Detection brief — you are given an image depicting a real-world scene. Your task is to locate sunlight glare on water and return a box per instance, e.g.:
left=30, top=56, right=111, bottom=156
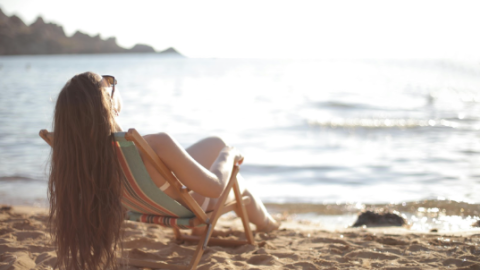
left=1, top=55, right=480, bottom=207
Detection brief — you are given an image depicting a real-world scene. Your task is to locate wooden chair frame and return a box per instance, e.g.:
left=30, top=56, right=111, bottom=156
left=39, top=128, right=255, bottom=270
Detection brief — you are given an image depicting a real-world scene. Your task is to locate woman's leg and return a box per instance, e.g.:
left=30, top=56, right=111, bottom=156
left=186, top=137, right=279, bottom=232
left=186, top=136, right=227, bottom=169
left=185, top=136, right=227, bottom=211
left=233, top=174, right=280, bottom=232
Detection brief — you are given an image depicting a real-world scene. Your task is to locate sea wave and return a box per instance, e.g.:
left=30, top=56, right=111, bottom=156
left=306, top=118, right=469, bottom=129
left=0, top=175, right=42, bottom=182
left=265, top=199, right=480, bottom=219
left=240, top=164, right=344, bottom=174
left=313, top=101, right=375, bottom=110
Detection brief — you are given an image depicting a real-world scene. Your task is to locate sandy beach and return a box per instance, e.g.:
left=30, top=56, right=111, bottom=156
left=1, top=205, right=480, bottom=270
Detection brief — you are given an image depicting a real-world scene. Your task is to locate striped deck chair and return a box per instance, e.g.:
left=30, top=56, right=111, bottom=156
left=39, top=128, right=255, bottom=270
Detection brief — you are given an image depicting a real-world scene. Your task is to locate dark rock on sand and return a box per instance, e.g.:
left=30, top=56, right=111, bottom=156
left=472, top=220, right=480, bottom=228
left=0, top=205, right=12, bottom=211
left=352, top=210, right=407, bottom=227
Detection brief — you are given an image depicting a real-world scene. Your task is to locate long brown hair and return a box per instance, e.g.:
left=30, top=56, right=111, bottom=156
left=49, top=72, right=124, bottom=270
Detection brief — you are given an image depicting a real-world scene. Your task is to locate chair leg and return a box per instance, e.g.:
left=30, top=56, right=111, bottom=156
left=188, top=166, right=240, bottom=269
left=173, top=227, right=182, bottom=240
left=233, top=180, right=255, bottom=244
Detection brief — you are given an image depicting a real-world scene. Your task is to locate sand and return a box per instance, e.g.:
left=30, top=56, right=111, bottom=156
left=1, top=206, right=480, bottom=270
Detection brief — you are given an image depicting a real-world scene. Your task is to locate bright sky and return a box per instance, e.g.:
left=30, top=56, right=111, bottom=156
left=1, top=0, right=480, bottom=59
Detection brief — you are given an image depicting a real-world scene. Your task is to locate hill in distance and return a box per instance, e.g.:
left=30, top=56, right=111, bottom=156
left=0, top=8, right=182, bottom=56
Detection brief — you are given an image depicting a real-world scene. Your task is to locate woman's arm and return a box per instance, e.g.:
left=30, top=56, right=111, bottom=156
left=143, top=132, right=241, bottom=198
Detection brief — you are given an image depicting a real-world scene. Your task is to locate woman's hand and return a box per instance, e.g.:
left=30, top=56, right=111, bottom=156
left=235, top=153, right=244, bottom=165
left=223, top=146, right=244, bottom=165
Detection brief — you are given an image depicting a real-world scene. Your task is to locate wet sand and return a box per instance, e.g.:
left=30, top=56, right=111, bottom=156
left=1, top=205, right=480, bottom=269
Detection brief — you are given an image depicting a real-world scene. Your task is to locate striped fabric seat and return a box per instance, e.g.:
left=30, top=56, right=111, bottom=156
left=126, top=212, right=198, bottom=229
left=114, top=132, right=197, bottom=229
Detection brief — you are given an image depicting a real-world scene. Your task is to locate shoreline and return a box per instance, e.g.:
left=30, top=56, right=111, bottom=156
left=268, top=200, right=480, bottom=234
left=1, top=205, right=480, bottom=269
left=2, top=198, right=479, bottom=233
left=5, top=204, right=480, bottom=234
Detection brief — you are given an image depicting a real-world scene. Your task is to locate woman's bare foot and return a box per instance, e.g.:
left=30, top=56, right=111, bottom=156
left=256, top=217, right=281, bottom=233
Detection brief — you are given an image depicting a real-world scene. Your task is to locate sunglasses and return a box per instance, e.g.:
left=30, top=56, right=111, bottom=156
left=102, top=75, right=117, bottom=99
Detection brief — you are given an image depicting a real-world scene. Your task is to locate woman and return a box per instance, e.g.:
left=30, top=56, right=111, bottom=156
left=49, top=72, right=279, bottom=270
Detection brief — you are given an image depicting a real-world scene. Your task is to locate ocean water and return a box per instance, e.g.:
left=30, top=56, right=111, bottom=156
left=1, top=54, right=480, bottom=226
